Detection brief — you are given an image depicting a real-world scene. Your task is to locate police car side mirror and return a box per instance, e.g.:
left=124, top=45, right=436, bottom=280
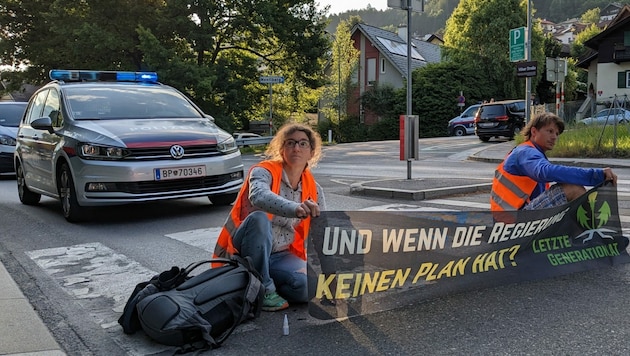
left=32, top=117, right=54, bottom=133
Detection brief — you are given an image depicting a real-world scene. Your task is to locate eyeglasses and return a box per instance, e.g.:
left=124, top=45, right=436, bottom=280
left=284, top=139, right=311, bottom=149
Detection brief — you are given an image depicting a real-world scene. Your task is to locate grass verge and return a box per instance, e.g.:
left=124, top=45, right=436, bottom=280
left=516, top=124, right=630, bottom=158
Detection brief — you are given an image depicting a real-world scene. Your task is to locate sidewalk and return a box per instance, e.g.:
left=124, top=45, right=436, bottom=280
left=1, top=139, right=628, bottom=355
left=0, top=262, right=65, bottom=355
left=350, top=140, right=630, bottom=200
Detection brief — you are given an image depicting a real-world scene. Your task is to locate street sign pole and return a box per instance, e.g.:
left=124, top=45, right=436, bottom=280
left=268, top=83, right=273, bottom=134
left=526, top=0, right=532, bottom=123
left=259, top=76, right=285, bottom=135
left=406, top=1, right=413, bottom=179
left=510, top=19, right=529, bottom=123
left=389, top=0, right=424, bottom=179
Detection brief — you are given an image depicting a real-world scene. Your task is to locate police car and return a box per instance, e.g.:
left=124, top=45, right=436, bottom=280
left=14, top=69, right=243, bottom=222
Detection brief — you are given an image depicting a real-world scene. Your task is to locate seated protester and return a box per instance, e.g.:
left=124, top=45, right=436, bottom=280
left=490, top=112, right=617, bottom=211
left=213, top=123, right=325, bottom=311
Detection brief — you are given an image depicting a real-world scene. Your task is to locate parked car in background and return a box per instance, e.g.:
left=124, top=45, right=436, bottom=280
left=14, top=69, right=244, bottom=222
left=233, top=132, right=273, bottom=147
left=474, top=100, right=526, bottom=142
left=579, top=108, right=630, bottom=126
left=233, top=132, right=261, bottom=140
left=0, top=102, right=28, bottom=176
left=448, top=104, right=480, bottom=136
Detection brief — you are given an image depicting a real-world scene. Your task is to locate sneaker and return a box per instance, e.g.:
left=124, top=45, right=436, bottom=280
left=262, top=291, right=289, bottom=312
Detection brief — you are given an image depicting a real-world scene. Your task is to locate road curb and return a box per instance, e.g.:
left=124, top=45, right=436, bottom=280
left=350, top=180, right=492, bottom=201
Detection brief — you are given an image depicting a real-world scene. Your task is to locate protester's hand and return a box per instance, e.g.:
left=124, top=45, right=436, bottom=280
left=603, top=167, right=617, bottom=186
left=296, top=199, right=320, bottom=219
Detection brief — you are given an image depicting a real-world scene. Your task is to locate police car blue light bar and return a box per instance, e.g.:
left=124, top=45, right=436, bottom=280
left=49, top=70, right=158, bottom=83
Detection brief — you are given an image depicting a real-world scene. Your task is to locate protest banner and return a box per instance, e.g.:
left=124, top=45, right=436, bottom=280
left=307, top=184, right=630, bottom=320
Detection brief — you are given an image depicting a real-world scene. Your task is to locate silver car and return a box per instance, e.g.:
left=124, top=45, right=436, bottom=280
left=0, top=102, right=27, bottom=175
left=14, top=70, right=244, bottom=222
left=579, top=108, right=630, bottom=126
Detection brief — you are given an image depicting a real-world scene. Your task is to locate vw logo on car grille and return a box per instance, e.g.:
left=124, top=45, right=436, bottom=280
left=170, top=145, right=185, bottom=159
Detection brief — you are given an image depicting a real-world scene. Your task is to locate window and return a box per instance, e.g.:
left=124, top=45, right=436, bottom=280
left=42, top=90, right=62, bottom=127
left=367, top=58, right=376, bottom=86
left=26, top=90, right=49, bottom=124
left=380, top=58, right=386, bottom=74
left=617, top=71, right=630, bottom=88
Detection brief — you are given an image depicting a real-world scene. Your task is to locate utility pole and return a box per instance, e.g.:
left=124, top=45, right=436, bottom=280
left=525, top=0, right=532, bottom=123
left=388, top=0, right=423, bottom=180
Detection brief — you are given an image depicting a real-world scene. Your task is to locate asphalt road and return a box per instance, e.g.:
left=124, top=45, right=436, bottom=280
left=1, top=136, right=629, bottom=355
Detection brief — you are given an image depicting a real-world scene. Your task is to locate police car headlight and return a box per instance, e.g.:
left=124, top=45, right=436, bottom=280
left=79, top=144, right=128, bottom=160
left=217, top=137, right=238, bottom=154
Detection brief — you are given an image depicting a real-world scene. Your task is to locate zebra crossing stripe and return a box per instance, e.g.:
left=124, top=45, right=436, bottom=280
left=26, top=243, right=173, bottom=354
left=165, top=227, right=220, bottom=253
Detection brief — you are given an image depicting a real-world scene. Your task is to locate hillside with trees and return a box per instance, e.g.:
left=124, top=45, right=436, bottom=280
left=325, top=0, right=628, bottom=36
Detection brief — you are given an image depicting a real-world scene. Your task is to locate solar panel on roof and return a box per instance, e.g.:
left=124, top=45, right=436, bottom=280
left=376, top=36, right=425, bottom=61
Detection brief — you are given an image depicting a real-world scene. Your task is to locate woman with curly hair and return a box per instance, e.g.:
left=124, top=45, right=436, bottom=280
left=213, top=123, right=325, bottom=311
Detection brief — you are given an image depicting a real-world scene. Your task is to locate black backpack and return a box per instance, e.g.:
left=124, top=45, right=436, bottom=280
left=118, top=256, right=264, bottom=350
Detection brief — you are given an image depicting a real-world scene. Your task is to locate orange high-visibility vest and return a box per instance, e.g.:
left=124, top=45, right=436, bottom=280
left=213, top=160, right=318, bottom=262
left=490, top=141, right=549, bottom=211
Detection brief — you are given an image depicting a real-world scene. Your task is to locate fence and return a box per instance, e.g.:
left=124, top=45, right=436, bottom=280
left=532, top=100, right=584, bottom=124
left=531, top=98, right=628, bottom=157
left=587, top=95, right=629, bottom=156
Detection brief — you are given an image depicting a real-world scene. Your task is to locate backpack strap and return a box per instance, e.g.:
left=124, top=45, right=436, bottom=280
left=195, top=256, right=264, bottom=347
left=118, top=280, right=151, bottom=334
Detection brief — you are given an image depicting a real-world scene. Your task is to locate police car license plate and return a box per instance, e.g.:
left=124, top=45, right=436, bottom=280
left=154, top=166, right=206, bottom=180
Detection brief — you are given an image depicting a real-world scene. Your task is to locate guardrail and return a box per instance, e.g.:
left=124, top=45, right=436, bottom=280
left=235, top=136, right=274, bottom=147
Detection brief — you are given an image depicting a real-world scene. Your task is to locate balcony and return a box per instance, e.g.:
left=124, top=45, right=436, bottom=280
left=613, top=43, right=630, bottom=63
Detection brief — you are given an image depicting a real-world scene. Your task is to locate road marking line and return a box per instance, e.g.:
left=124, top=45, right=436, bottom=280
left=423, top=199, right=490, bottom=210
left=165, top=227, right=220, bottom=253
left=360, top=204, right=456, bottom=211
left=26, top=243, right=157, bottom=330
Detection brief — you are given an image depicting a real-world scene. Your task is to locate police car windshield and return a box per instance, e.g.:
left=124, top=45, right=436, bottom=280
left=65, top=86, right=203, bottom=120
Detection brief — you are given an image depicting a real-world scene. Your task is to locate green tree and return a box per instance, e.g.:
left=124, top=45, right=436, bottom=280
left=320, top=18, right=360, bottom=138
left=0, top=0, right=330, bottom=131
left=411, top=61, right=495, bottom=137
left=581, top=8, right=601, bottom=24
left=0, top=0, right=163, bottom=84
left=570, top=23, right=602, bottom=58
left=569, top=23, right=601, bottom=101
left=442, top=0, right=545, bottom=100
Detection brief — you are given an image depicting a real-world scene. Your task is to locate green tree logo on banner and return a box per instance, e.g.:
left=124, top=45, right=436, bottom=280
left=576, top=191, right=614, bottom=243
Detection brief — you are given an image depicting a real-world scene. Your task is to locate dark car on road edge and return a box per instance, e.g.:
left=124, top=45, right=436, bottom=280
left=474, top=99, right=526, bottom=142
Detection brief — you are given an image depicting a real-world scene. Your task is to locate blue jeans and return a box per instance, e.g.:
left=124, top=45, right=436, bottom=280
left=231, top=211, right=308, bottom=303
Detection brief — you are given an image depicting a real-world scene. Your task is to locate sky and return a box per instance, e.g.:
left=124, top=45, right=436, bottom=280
left=317, top=0, right=389, bottom=15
